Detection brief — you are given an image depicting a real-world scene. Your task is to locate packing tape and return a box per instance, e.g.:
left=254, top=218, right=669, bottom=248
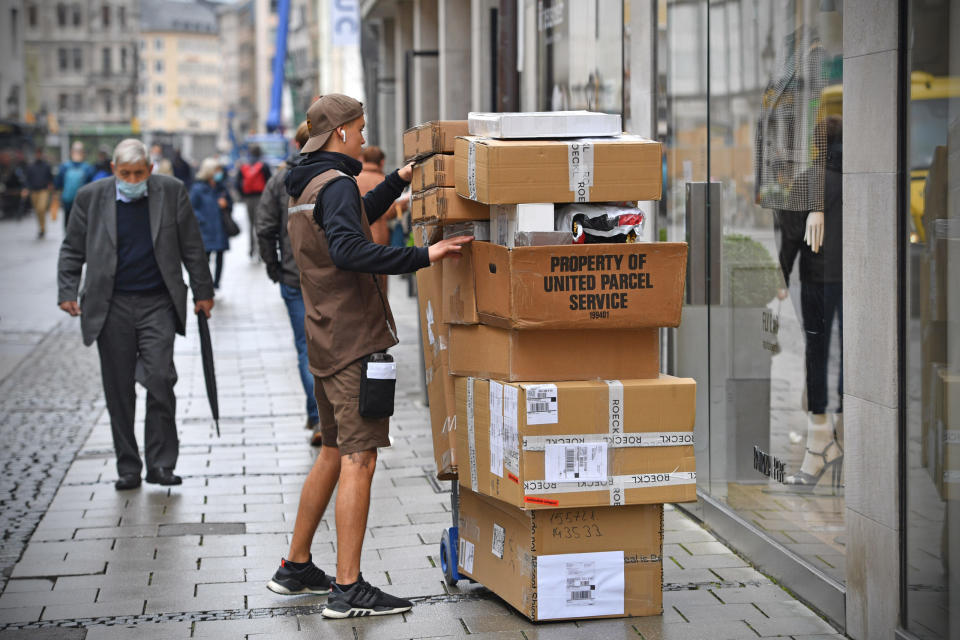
left=467, top=377, right=479, bottom=492
left=522, top=432, right=695, bottom=451
left=522, top=471, right=697, bottom=497
left=605, top=380, right=623, bottom=439
left=467, top=140, right=478, bottom=200
left=567, top=141, right=594, bottom=202
left=944, top=429, right=960, bottom=445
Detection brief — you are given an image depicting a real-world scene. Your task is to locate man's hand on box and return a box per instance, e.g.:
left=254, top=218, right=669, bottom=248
left=428, top=236, right=474, bottom=263
left=398, top=162, right=414, bottom=182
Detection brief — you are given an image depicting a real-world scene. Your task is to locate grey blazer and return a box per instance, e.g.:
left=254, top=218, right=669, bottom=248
left=57, top=175, right=215, bottom=346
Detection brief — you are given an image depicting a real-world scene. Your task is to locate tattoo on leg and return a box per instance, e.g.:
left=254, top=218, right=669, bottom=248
left=346, top=451, right=376, bottom=469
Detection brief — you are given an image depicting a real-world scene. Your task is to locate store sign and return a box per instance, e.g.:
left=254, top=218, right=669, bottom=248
left=332, top=0, right=359, bottom=47
left=753, top=445, right=785, bottom=483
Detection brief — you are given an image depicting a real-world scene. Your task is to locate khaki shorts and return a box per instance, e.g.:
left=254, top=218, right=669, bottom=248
left=314, top=360, right=390, bottom=455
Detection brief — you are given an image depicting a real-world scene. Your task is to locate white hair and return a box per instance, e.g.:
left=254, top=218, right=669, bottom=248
left=196, top=157, right=220, bottom=182
left=112, top=139, right=149, bottom=166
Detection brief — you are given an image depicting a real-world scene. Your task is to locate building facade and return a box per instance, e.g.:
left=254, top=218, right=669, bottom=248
left=0, top=0, right=27, bottom=122
left=22, top=0, right=139, bottom=145
left=360, top=1, right=959, bottom=638
left=138, top=0, right=220, bottom=160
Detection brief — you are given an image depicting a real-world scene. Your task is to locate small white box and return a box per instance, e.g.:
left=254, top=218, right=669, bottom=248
left=490, top=203, right=555, bottom=248
left=468, top=111, right=622, bottom=139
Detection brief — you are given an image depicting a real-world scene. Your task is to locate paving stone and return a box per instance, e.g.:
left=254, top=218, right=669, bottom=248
left=0, top=607, right=43, bottom=624
left=746, top=615, right=839, bottom=636
left=84, top=621, right=193, bottom=639
left=710, top=584, right=795, bottom=604
left=631, top=618, right=759, bottom=639
left=1, top=579, right=54, bottom=593
left=0, top=587, right=98, bottom=609
left=671, top=603, right=760, bottom=623
left=193, top=616, right=300, bottom=637
left=0, top=629, right=86, bottom=640
left=41, top=598, right=145, bottom=621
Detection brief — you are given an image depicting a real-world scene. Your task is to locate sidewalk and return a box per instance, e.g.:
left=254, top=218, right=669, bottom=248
left=0, top=208, right=843, bottom=639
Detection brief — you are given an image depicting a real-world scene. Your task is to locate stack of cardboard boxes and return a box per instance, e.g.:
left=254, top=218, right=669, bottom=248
left=409, top=113, right=696, bottom=622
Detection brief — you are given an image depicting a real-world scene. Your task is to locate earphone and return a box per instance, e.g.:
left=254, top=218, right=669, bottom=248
left=340, top=129, right=347, bottom=143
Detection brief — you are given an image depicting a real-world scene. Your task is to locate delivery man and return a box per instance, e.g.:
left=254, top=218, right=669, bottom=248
left=266, top=93, right=471, bottom=618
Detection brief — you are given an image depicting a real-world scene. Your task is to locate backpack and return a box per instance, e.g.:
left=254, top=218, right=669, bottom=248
left=61, top=162, right=91, bottom=203
left=240, top=162, right=266, bottom=194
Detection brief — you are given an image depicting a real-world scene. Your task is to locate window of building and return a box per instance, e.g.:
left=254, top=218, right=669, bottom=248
left=58, top=48, right=68, bottom=71
left=103, top=91, right=112, bottom=114
left=155, top=83, right=164, bottom=96
left=10, top=9, right=17, bottom=53
left=154, top=38, right=163, bottom=50
left=71, top=3, right=81, bottom=27
left=27, top=4, right=36, bottom=28
left=58, top=94, right=68, bottom=110
left=101, top=4, right=109, bottom=28
left=118, top=5, right=125, bottom=28
left=154, top=104, right=164, bottom=117
left=56, top=3, right=66, bottom=27
left=120, top=47, right=127, bottom=71
left=73, top=47, right=82, bottom=71
left=118, top=92, right=126, bottom=112
left=139, top=39, right=145, bottom=50
left=155, top=60, right=163, bottom=73
left=73, top=93, right=81, bottom=111
left=102, top=47, right=111, bottom=74
left=138, top=82, right=145, bottom=95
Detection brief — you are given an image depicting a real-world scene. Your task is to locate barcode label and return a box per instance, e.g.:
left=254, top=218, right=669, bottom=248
left=544, top=443, right=607, bottom=482
left=492, top=524, right=505, bottom=559
left=524, top=384, right=558, bottom=425
left=536, top=551, right=624, bottom=620
left=458, top=537, right=475, bottom=573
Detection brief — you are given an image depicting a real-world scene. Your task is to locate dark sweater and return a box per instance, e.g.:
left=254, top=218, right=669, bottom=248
left=114, top=198, right=166, bottom=293
left=285, top=151, right=429, bottom=275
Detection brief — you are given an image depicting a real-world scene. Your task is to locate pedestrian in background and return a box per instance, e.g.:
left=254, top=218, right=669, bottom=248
left=238, top=145, right=271, bottom=259
left=255, top=121, right=321, bottom=441
left=0, top=150, right=26, bottom=220
left=150, top=144, right=173, bottom=176
left=172, top=149, right=194, bottom=188
left=357, top=145, right=407, bottom=294
left=55, top=141, right=95, bottom=229
left=57, top=139, right=214, bottom=491
left=92, top=147, right=112, bottom=181
left=24, top=148, right=54, bottom=238
left=190, top=158, right=230, bottom=290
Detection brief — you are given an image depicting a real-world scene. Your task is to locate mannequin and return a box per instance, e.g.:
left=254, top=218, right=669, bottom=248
left=776, top=116, right=844, bottom=490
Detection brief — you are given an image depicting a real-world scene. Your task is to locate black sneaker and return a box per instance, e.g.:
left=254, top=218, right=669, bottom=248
left=321, top=574, right=413, bottom=618
left=266, top=557, right=333, bottom=596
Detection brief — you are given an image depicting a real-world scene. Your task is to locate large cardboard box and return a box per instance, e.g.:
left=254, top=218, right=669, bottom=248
left=412, top=154, right=456, bottom=192
left=412, top=187, right=490, bottom=224
left=403, top=121, right=469, bottom=162
left=427, top=352, right=457, bottom=480
left=455, top=135, right=662, bottom=204
left=935, top=368, right=960, bottom=500
left=455, top=376, right=696, bottom=509
left=444, top=241, right=687, bottom=330
left=468, top=110, right=622, bottom=139
left=456, top=488, right=663, bottom=621
left=448, top=324, right=659, bottom=382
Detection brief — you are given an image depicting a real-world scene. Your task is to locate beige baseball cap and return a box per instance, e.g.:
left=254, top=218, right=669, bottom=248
left=301, top=94, right=364, bottom=154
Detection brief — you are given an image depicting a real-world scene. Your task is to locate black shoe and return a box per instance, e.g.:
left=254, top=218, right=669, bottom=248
left=322, top=574, right=412, bottom=618
left=145, top=468, right=182, bottom=485
left=115, top=474, right=141, bottom=490
left=266, top=557, right=333, bottom=595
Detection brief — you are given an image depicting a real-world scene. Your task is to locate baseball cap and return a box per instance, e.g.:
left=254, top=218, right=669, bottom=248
left=301, top=94, right=364, bottom=154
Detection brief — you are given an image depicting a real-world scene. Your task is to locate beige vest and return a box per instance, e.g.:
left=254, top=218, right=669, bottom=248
left=287, top=169, right=398, bottom=377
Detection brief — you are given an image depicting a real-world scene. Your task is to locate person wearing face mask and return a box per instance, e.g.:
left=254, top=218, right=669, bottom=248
left=190, top=158, right=230, bottom=289
left=57, top=139, right=215, bottom=491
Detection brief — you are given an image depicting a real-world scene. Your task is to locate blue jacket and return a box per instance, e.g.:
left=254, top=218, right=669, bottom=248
left=189, top=181, right=229, bottom=252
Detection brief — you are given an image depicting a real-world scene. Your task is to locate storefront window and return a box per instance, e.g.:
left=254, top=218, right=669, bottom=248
left=535, top=0, right=622, bottom=113
left=903, top=1, right=958, bottom=637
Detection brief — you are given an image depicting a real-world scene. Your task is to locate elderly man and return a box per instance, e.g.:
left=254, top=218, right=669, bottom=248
left=58, top=139, right=215, bottom=491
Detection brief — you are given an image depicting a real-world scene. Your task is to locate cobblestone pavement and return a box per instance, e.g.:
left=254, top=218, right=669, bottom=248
left=0, top=211, right=844, bottom=639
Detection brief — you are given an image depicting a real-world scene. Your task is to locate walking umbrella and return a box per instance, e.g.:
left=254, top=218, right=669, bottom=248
left=196, top=310, right=220, bottom=437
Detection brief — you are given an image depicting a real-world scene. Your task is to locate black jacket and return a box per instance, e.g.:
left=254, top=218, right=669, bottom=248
left=285, top=151, right=429, bottom=275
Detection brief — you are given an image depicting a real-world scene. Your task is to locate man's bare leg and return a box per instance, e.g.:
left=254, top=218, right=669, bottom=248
left=334, top=449, right=377, bottom=584
left=287, top=444, right=341, bottom=562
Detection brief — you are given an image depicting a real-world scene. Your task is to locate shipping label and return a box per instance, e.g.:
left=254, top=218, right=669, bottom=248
left=466, top=378, right=479, bottom=492
left=489, top=381, right=504, bottom=477
left=458, top=537, right=475, bottom=573
left=467, top=140, right=478, bottom=200
left=524, top=384, right=558, bottom=425
left=544, top=443, right=608, bottom=483
left=492, top=523, right=505, bottom=559
left=536, top=551, right=625, bottom=620
left=503, top=385, right=520, bottom=475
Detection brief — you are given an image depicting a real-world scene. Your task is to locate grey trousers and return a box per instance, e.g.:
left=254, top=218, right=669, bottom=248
left=242, top=194, right=261, bottom=257
left=96, top=290, right=179, bottom=476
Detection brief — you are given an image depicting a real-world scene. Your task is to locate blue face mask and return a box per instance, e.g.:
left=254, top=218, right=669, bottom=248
left=118, top=178, right=148, bottom=200
left=213, top=171, right=223, bottom=182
